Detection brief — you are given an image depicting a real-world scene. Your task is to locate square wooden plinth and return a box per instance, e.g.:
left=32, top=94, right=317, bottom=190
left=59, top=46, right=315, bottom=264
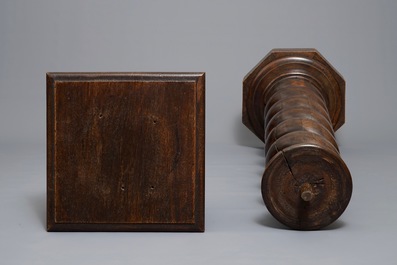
left=47, top=72, right=205, bottom=232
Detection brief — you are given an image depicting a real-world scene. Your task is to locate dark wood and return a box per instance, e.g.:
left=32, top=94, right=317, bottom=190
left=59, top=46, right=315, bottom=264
left=243, top=49, right=352, bottom=230
left=47, top=72, right=205, bottom=232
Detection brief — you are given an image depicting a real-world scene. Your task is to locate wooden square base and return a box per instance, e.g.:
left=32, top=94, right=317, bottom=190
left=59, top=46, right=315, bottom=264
left=47, top=73, right=205, bottom=232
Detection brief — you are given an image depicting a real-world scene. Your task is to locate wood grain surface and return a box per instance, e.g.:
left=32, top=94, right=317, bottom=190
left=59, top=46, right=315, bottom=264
left=47, top=72, right=205, bottom=232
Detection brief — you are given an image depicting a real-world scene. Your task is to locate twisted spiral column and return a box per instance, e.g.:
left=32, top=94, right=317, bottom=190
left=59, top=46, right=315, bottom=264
left=243, top=49, right=352, bottom=230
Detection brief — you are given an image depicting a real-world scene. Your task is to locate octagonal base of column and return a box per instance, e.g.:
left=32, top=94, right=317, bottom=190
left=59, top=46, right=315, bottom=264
left=243, top=49, right=345, bottom=142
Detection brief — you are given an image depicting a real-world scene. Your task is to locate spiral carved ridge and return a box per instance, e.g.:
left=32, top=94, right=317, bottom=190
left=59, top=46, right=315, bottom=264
left=264, top=77, right=339, bottom=163
left=243, top=49, right=352, bottom=230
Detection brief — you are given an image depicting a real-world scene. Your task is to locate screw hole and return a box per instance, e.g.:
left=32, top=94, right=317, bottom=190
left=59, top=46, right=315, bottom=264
left=99, top=113, right=103, bottom=119
left=150, top=186, right=155, bottom=190
left=121, top=185, right=125, bottom=191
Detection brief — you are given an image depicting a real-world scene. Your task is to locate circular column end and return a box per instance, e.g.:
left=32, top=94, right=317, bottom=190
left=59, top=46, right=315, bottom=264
left=261, top=145, right=352, bottom=230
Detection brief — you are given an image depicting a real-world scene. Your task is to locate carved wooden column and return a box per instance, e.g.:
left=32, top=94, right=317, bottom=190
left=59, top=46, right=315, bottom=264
left=243, top=49, right=352, bottom=230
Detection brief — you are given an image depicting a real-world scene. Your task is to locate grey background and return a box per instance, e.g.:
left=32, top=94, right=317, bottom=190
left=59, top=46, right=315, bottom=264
left=1, top=0, right=397, bottom=264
